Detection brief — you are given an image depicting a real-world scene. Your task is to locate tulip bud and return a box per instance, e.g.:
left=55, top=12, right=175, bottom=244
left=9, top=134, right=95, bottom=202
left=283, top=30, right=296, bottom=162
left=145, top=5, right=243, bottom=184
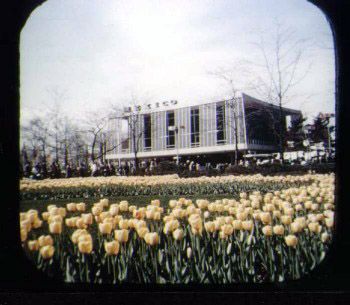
left=119, top=201, right=129, bottom=212
left=204, top=221, right=216, bottom=233
left=153, top=211, right=161, bottom=221
left=295, top=217, right=307, bottom=228
left=66, top=203, right=77, bottom=212
left=99, top=222, right=113, bottom=235
left=290, top=222, right=302, bottom=233
left=232, top=220, right=242, bottom=230
left=78, top=241, right=93, bottom=254
left=49, top=221, right=62, bottom=234
left=32, top=218, right=43, bottom=229
left=100, top=198, right=109, bottom=207
left=41, top=212, right=50, bottom=221
left=65, top=217, right=76, bottom=228
left=92, top=206, right=102, bottom=216
left=47, top=205, right=57, bottom=212
left=260, top=212, right=272, bottom=224
left=304, top=201, right=312, bottom=210
left=76, top=218, right=87, bottom=229
left=169, top=200, right=177, bottom=208
left=137, top=227, right=149, bottom=238
left=186, top=247, right=192, bottom=259
left=20, top=229, right=27, bottom=242
left=173, top=228, right=184, bottom=241
left=284, top=208, right=294, bottom=216
left=236, top=211, right=248, bottom=221
left=240, top=192, right=247, bottom=199
left=310, top=203, right=319, bottom=211
left=321, top=232, right=330, bottom=243
left=144, top=232, right=160, bottom=246
left=242, top=220, right=253, bottom=231
left=272, top=210, right=281, bottom=219
left=295, top=204, right=303, bottom=211
left=71, top=229, right=88, bottom=244
left=38, top=235, right=53, bottom=247
left=308, top=222, right=321, bottom=233
left=114, top=229, right=129, bottom=243
left=48, top=215, right=63, bottom=224
left=78, top=234, right=92, bottom=244
left=262, top=225, right=273, bottom=236
left=221, top=224, right=234, bottom=236
left=273, top=225, right=285, bottom=236
left=226, top=243, right=232, bottom=255
left=28, top=240, right=39, bottom=251
left=119, top=219, right=129, bottom=230
left=40, top=245, right=55, bottom=259
left=20, top=219, right=31, bottom=232
left=109, top=205, right=119, bottom=216
left=146, top=210, right=155, bottom=220
left=325, top=218, right=334, bottom=228
left=285, top=235, right=298, bottom=247
left=76, top=202, right=86, bottom=212
left=81, top=213, right=93, bottom=225
left=151, top=199, right=161, bottom=207
left=26, top=211, right=37, bottom=224
left=104, top=240, right=120, bottom=255
left=135, top=220, right=147, bottom=230
left=281, top=215, right=292, bottom=225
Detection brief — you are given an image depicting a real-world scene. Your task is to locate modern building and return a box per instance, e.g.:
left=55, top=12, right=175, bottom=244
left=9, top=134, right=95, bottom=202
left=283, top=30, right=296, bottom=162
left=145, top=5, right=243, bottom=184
left=105, top=93, right=302, bottom=164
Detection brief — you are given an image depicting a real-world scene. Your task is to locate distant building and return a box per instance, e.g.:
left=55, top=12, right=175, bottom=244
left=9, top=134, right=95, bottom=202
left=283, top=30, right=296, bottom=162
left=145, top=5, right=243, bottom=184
left=106, top=93, right=302, bottom=164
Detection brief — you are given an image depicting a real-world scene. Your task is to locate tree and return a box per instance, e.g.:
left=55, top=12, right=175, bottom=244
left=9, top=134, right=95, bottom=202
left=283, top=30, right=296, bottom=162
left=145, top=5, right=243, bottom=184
left=110, top=92, right=155, bottom=171
left=249, top=22, right=311, bottom=162
left=208, top=63, right=249, bottom=165
left=81, top=107, right=124, bottom=164
left=21, top=116, right=50, bottom=173
left=286, top=115, right=307, bottom=150
left=80, top=110, right=108, bottom=162
left=310, top=116, right=329, bottom=145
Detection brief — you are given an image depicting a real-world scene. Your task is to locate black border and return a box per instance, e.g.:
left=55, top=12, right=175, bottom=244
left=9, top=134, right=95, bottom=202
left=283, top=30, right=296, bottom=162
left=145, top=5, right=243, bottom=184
left=0, top=0, right=350, bottom=303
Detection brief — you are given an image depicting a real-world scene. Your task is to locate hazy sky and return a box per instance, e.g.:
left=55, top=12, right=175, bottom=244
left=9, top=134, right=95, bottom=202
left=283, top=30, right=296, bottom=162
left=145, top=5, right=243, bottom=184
left=20, top=0, right=335, bottom=125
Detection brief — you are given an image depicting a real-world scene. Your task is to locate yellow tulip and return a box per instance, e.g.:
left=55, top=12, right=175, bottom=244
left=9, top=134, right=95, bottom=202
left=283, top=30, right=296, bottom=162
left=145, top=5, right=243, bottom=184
left=285, top=235, right=298, bottom=247
left=49, top=221, right=62, bottom=234
left=172, top=228, right=184, bottom=241
left=114, top=229, right=129, bottom=243
left=78, top=241, right=93, bottom=254
left=104, top=240, right=120, bottom=255
left=40, top=245, right=55, bottom=259
left=28, top=240, right=39, bottom=251
left=144, top=232, right=160, bottom=246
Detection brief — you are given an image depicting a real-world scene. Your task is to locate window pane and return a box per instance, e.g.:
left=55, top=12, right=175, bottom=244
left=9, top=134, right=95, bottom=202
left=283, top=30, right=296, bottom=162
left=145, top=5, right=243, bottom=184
left=191, top=108, right=200, bottom=146
left=166, top=111, right=175, bottom=148
left=216, top=104, right=226, bottom=144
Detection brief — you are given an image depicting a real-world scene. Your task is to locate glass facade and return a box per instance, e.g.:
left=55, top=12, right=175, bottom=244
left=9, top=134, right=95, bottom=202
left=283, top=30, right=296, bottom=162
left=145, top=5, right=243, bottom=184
left=190, top=108, right=200, bottom=146
left=166, top=111, right=175, bottom=148
left=216, top=103, right=226, bottom=144
left=143, top=114, right=152, bottom=150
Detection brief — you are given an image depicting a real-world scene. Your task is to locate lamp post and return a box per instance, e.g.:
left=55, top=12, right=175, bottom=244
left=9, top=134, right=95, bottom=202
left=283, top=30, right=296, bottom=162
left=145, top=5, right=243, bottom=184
left=169, top=125, right=185, bottom=166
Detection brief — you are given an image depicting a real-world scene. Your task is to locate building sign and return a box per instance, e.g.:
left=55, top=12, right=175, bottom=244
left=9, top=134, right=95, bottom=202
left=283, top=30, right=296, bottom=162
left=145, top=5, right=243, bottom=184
left=123, top=100, right=178, bottom=113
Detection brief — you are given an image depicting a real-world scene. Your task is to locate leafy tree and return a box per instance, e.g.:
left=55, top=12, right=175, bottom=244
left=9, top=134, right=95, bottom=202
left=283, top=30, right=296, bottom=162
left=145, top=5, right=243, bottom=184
left=310, top=116, right=329, bottom=144
left=286, top=116, right=307, bottom=150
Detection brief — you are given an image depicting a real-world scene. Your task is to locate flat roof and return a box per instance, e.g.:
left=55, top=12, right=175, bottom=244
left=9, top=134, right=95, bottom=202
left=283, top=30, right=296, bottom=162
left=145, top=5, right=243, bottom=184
left=108, top=92, right=301, bottom=119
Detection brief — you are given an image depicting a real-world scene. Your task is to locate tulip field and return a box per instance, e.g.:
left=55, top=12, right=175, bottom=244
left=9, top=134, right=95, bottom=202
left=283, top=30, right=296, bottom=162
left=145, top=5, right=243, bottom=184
left=20, top=173, right=335, bottom=283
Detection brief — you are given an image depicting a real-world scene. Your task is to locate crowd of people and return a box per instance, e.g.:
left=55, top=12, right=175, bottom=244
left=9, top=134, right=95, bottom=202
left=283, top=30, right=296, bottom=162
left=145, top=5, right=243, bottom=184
left=21, top=152, right=334, bottom=180
left=21, top=158, right=220, bottom=180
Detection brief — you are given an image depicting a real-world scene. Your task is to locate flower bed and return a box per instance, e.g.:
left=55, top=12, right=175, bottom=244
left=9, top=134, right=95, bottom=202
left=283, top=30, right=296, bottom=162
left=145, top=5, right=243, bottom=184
left=20, top=174, right=335, bottom=283
left=20, top=174, right=320, bottom=201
